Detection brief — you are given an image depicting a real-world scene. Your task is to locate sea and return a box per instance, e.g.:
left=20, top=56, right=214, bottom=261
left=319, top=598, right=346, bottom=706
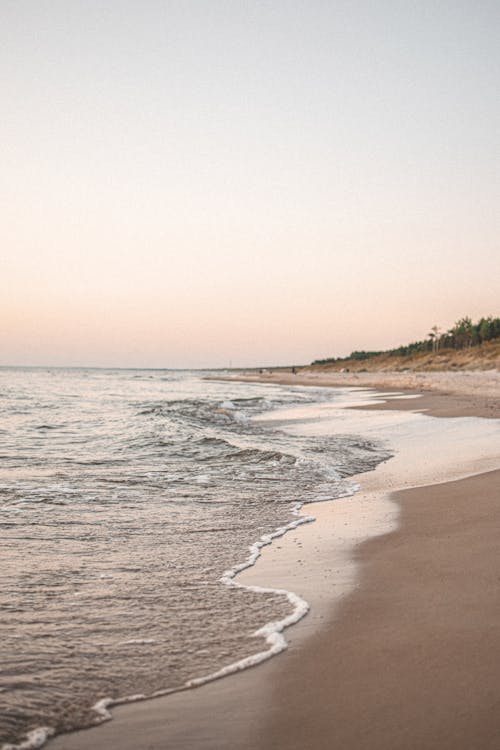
left=0, top=368, right=391, bottom=749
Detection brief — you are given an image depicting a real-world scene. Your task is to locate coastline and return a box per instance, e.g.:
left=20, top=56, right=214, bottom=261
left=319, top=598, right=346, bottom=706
left=215, top=369, right=500, bottom=418
left=48, top=377, right=500, bottom=750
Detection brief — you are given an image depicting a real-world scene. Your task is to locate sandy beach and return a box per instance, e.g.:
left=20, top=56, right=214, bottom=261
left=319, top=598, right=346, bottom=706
left=5, top=2, right=499, bottom=747
left=258, top=469, right=500, bottom=750
left=221, top=369, right=500, bottom=418
left=48, top=372, right=500, bottom=750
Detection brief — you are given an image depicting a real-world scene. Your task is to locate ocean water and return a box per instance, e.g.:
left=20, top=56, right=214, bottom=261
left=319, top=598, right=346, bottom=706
left=0, top=368, right=391, bottom=748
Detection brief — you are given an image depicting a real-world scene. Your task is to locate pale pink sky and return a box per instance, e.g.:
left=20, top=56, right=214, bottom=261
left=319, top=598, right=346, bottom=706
left=2, top=1, right=499, bottom=368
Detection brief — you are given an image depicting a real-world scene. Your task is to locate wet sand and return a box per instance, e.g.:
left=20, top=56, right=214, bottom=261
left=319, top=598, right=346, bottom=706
left=259, top=470, right=500, bottom=750
left=49, top=378, right=500, bottom=750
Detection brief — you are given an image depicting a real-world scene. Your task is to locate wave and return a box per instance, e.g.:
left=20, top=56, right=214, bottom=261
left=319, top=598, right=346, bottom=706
left=1, top=496, right=326, bottom=750
left=0, top=370, right=392, bottom=749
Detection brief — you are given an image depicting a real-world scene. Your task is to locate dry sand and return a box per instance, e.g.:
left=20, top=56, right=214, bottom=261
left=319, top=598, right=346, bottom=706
left=49, top=374, right=500, bottom=750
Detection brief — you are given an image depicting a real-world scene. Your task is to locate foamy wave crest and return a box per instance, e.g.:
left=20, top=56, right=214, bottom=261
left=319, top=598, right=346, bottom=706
left=185, top=502, right=315, bottom=686
left=84, top=500, right=319, bottom=718
left=183, top=482, right=355, bottom=684
left=1, top=727, right=55, bottom=750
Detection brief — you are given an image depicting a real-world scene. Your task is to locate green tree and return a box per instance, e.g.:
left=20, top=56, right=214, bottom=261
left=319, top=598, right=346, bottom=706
left=428, top=325, right=441, bottom=352
left=452, top=317, right=474, bottom=349
left=479, top=317, right=493, bottom=343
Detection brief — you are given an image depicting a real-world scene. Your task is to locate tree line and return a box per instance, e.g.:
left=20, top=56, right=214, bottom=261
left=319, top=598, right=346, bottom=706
left=312, top=316, right=500, bottom=365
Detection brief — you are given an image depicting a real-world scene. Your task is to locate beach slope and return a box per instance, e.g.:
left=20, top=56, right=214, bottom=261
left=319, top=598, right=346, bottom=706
left=50, top=375, right=500, bottom=750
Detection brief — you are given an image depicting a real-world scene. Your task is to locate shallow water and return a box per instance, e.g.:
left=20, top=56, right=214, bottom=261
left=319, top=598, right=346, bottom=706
left=0, top=368, right=391, bottom=747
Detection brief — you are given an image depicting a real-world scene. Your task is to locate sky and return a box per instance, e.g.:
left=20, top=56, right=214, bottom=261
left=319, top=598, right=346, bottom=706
left=2, top=0, right=499, bottom=368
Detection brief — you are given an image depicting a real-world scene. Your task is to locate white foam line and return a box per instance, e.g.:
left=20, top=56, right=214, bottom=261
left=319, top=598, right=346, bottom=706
left=1, top=727, right=55, bottom=750
left=3, top=489, right=358, bottom=750
left=186, top=501, right=317, bottom=687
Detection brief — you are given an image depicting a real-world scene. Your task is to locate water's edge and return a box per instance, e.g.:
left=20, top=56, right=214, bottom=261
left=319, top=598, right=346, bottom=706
left=6, top=496, right=339, bottom=750
left=2, top=379, right=389, bottom=750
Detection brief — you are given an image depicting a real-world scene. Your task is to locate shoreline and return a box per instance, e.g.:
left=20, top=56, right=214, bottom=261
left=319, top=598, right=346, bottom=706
left=48, top=378, right=500, bottom=749
left=48, top=472, right=500, bottom=750
left=212, top=369, right=500, bottom=418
